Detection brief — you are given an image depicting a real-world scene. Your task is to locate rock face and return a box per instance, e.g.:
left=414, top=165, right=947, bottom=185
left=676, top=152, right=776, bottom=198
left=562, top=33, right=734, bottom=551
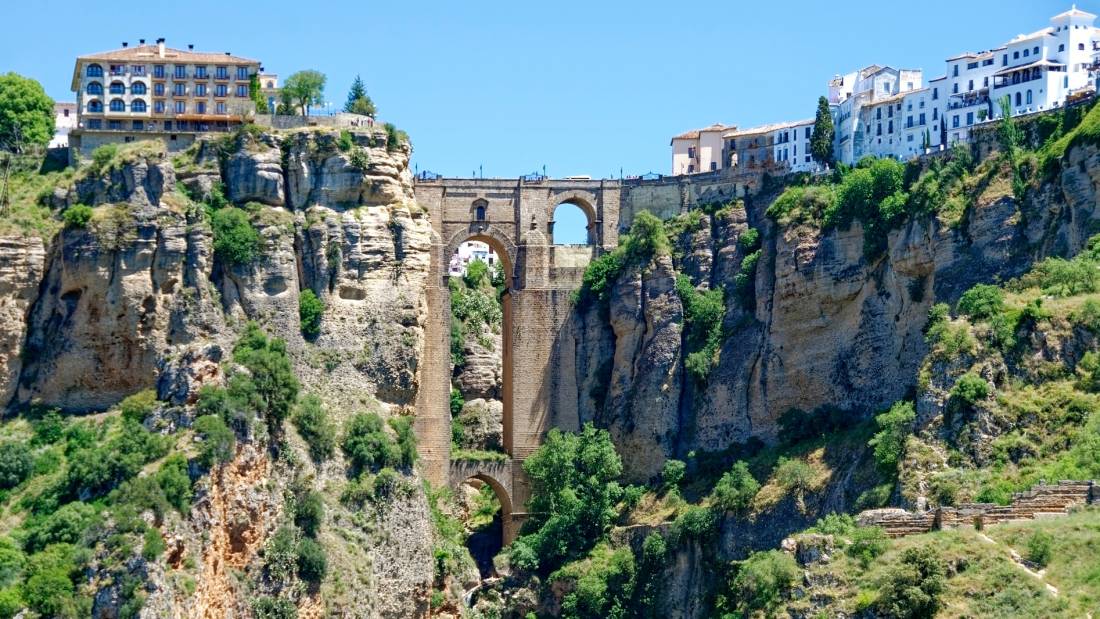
left=574, top=144, right=1100, bottom=482
left=1, top=128, right=435, bottom=616
left=0, top=237, right=47, bottom=405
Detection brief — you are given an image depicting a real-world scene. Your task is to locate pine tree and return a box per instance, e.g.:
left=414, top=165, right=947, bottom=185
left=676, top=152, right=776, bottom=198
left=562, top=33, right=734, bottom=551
left=344, top=75, right=376, bottom=117
left=810, top=96, right=835, bottom=166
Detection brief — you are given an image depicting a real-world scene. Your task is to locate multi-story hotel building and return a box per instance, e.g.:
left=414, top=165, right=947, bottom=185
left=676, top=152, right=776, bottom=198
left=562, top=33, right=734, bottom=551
left=69, top=39, right=262, bottom=154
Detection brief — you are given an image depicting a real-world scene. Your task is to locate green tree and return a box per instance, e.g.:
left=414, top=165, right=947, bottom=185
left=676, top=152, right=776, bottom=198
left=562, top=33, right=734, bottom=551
left=292, top=395, right=336, bottom=462
left=193, top=415, right=236, bottom=467
left=0, top=73, right=54, bottom=152
left=231, top=324, right=301, bottom=428
left=343, top=75, right=376, bottom=117
left=341, top=412, right=401, bottom=473
left=876, top=546, right=946, bottom=619
left=810, top=95, right=835, bottom=166
left=248, top=74, right=269, bottom=114
left=726, top=550, right=799, bottom=616
left=0, top=442, right=32, bottom=489
left=298, top=289, right=324, bottom=337
left=211, top=207, right=260, bottom=266
left=510, top=424, right=623, bottom=574
left=997, top=95, right=1023, bottom=154
left=869, top=401, right=916, bottom=473
left=282, top=70, right=326, bottom=117
left=711, top=460, right=759, bottom=513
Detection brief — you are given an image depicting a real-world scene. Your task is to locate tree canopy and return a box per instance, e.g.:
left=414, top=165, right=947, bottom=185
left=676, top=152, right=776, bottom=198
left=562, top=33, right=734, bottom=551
left=344, top=75, right=376, bottom=117
left=282, top=70, right=326, bottom=117
left=0, top=73, right=54, bottom=152
left=810, top=95, right=835, bottom=166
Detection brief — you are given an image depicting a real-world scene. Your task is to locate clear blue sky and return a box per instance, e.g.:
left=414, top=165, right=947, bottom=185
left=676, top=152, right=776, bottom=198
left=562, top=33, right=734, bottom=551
left=1, top=0, right=1069, bottom=181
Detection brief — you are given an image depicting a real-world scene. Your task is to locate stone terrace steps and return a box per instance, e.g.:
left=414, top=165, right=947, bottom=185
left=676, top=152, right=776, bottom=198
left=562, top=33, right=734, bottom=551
left=858, top=480, right=1097, bottom=538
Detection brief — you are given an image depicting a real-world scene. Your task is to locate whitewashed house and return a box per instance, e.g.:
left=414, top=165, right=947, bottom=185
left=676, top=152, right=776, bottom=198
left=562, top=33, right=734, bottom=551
left=831, top=65, right=923, bottom=163
left=670, top=123, right=735, bottom=175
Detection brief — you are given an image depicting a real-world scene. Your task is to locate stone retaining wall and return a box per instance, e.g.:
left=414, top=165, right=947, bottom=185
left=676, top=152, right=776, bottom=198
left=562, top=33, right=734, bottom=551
left=857, top=480, right=1096, bottom=537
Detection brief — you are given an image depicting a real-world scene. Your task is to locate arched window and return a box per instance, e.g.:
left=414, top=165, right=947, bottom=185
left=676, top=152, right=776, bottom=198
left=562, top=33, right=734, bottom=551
left=131, top=99, right=147, bottom=112
left=109, top=99, right=125, bottom=112
left=1015, top=92, right=1022, bottom=106
left=1026, top=90, right=1033, bottom=105
left=266, top=81, right=274, bottom=88
left=86, top=81, right=103, bottom=95
left=473, top=199, right=488, bottom=222
left=551, top=202, right=593, bottom=245
left=109, top=81, right=125, bottom=95
left=131, top=82, right=147, bottom=95
left=87, top=100, right=103, bottom=113
left=86, top=64, right=103, bottom=77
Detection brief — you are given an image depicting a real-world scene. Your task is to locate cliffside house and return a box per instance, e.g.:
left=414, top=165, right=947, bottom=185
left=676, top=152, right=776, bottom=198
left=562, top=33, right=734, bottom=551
left=69, top=39, right=263, bottom=157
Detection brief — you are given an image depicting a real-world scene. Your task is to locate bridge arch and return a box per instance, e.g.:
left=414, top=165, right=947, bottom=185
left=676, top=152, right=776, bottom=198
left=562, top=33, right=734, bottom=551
left=443, top=225, right=518, bottom=287
left=449, top=459, right=518, bottom=544
left=549, top=191, right=599, bottom=245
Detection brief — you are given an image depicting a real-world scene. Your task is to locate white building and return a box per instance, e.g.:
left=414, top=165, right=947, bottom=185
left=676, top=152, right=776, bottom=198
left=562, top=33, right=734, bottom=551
left=448, top=241, right=498, bottom=277
left=831, top=65, right=923, bottom=163
left=50, top=103, right=78, bottom=148
left=768, top=119, right=816, bottom=172
left=670, top=123, right=735, bottom=175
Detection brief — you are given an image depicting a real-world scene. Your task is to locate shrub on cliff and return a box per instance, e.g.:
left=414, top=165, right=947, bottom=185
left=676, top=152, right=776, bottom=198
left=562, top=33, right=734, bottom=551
left=193, top=415, right=236, bottom=467
left=956, top=284, right=1004, bottom=321
left=119, top=389, right=157, bottom=424
left=291, top=395, right=336, bottom=462
left=675, top=275, right=727, bottom=382
left=298, top=289, right=324, bottom=337
left=296, top=537, right=327, bottom=584
left=231, top=324, right=301, bottom=429
left=0, top=442, right=32, bottom=490
left=876, top=546, right=946, bottom=619
left=719, top=550, right=799, bottom=617
left=711, top=460, right=759, bottom=513
left=341, top=412, right=406, bottom=474
left=62, top=204, right=93, bottom=228
left=950, top=373, right=989, bottom=408
left=869, top=401, right=916, bottom=473
left=211, top=207, right=261, bottom=266
left=510, top=424, right=623, bottom=575
left=552, top=543, right=637, bottom=619
left=573, top=211, right=669, bottom=310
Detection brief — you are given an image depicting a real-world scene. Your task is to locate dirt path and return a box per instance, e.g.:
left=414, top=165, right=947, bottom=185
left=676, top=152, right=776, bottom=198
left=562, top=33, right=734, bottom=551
left=976, top=532, right=1059, bottom=597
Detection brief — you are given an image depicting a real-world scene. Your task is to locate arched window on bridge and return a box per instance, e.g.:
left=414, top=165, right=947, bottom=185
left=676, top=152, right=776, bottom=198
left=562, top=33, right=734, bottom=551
left=472, top=199, right=488, bottom=222
left=550, top=201, right=593, bottom=245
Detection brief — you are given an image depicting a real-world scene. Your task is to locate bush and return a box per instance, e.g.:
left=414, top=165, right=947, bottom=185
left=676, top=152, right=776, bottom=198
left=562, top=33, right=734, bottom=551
left=449, top=388, right=464, bottom=417
left=211, top=207, right=261, bottom=266
left=675, top=275, right=727, bottom=382
left=298, top=289, right=324, bottom=337
left=119, top=389, right=157, bottom=424
left=956, top=283, right=1004, bottom=321
left=728, top=550, right=799, bottom=615
left=193, top=415, right=236, bottom=468
left=342, top=412, right=400, bottom=473
left=337, top=129, right=354, bottom=152
left=264, top=526, right=299, bottom=582
left=141, top=528, right=166, bottom=561
left=291, top=395, right=336, bottom=462
left=388, top=415, right=418, bottom=468
left=64, top=420, right=170, bottom=500
left=1072, top=298, right=1100, bottom=332
left=811, top=512, right=856, bottom=536
left=154, top=454, right=192, bottom=512
left=660, top=459, right=685, bottom=491
left=738, top=227, right=761, bottom=252
left=513, top=424, right=623, bottom=575
left=672, top=506, right=717, bottom=543
left=950, top=373, right=989, bottom=407
left=293, top=491, right=324, bottom=538
left=847, top=526, right=889, bottom=567
left=24, top=502, right=98, bottom=552
left=555, top=544, right=637, bottom=619
left=710, top=460, right=759, bottom=513
left=90, top=143, right=119, bottom=171
left=733, top=250, right=761, bottom=309
left=869, top=401, right=916, bottom=473
left=0, top=442, right=33, bottom=490
left=296, top=537, right=327, bottom=584
left=1025, top=531, right=1053, bottom=567
left=252, top=596, right=298, bottom=619
left=876, top=546, right=946, bottom=619
left=774, top=457, right=813, bottom=495
left=22, top=544, right=85, bottom=618
left=231, top=323, right=301, bottom=428
left=62, top=204, right=93, bottom=228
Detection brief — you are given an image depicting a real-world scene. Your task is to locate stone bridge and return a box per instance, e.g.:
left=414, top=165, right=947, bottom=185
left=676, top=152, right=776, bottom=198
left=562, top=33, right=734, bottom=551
left=411, top=172, right=760, bottom=543
left=412, top=176, right=622, bottom=543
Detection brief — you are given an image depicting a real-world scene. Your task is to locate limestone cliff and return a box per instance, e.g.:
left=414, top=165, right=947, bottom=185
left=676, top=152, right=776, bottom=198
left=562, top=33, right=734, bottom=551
left=0, top=128, right=436, bottom=618
left=573, top=143, right=1100, bottom=486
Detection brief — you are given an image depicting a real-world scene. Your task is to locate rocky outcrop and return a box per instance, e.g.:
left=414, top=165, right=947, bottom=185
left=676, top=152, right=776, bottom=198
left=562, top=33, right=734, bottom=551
left=0, top=237, right=47, bottom=405
left=224, top=135, right=285, bottom=206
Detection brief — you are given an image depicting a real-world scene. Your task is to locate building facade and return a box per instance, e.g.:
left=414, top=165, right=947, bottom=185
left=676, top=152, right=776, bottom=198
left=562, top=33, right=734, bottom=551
left=448, top=241, right=499, bottom=277
left=670, top=123, right=734, bottom=175
left=69, top=39, right=262, bottom=155
left=50, top=103, right=77, bottom=148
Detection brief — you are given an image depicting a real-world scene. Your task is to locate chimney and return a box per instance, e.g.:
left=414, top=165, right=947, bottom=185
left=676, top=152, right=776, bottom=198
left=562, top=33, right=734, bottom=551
left=157, top=38, right=165, bottom=58
left=188, top=44, right=194, bottom=51
left=122, top=41, right=128, bottom=48
left=225, top=52, right=231, bottom=56
left=139, top=38, right=145, bottom=45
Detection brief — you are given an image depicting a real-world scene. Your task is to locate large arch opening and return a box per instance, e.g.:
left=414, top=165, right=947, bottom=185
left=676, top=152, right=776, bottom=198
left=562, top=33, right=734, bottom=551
left=447, top=233, right=514, bottom=459
left=550, top=199, right=596, bottom=245
left=458, top=474, right=511, bottom=578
